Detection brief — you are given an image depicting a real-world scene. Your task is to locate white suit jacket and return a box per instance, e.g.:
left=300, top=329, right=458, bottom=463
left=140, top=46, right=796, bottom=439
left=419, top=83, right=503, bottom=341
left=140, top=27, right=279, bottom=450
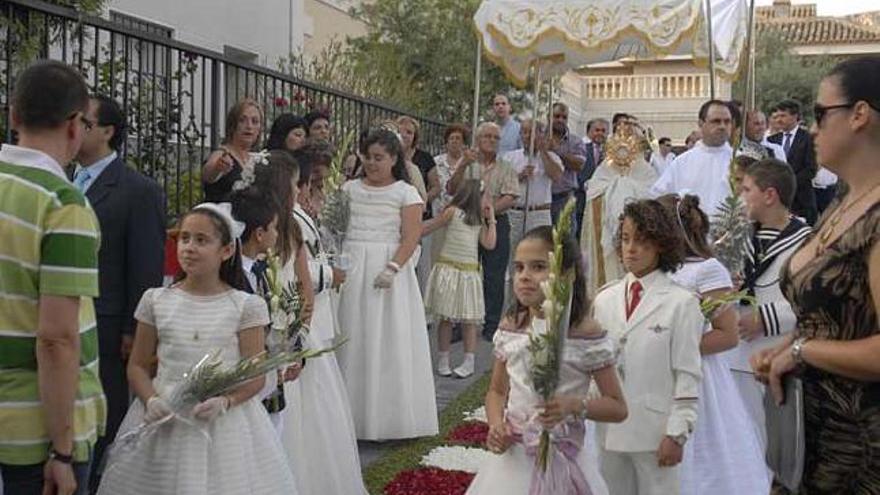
left=593, top=270, right=704, bottom=452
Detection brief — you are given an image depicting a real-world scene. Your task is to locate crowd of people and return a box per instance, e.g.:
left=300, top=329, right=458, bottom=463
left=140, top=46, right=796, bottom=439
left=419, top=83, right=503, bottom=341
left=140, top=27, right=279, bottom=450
left=0, top=53, right=878, bottom=495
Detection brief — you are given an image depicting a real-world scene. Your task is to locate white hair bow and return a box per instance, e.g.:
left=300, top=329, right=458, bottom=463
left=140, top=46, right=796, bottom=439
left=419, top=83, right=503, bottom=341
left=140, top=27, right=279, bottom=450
left=193, top=202, right=246, bottom=240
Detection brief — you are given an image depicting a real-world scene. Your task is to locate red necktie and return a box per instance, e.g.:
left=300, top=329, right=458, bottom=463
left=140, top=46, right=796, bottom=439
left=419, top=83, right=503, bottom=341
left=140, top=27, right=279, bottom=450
left=626, top=281, right=643, bottom=320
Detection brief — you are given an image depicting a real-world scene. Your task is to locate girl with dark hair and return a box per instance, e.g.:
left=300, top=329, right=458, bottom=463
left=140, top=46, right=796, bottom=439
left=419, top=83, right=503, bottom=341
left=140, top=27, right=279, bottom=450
left=467, top=225, right=627, bottom=495
left=266, top=113, right=308, bottom=152
left=201, top=98, right=263, bottom=202
left=656, top=194, right=770, bottom=495
left=752, top=55, right=880, bottom=493
left=423, top=170, right=497, bottom=378
left=98, top=202, right=298, bottom=494
left=335, top=127, right=439, bottom=441
left=592, top=199, right=704, bottom=495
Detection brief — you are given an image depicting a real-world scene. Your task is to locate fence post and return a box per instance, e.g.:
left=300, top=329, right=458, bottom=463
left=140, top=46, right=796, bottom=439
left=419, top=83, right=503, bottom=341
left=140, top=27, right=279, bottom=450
left=210, top=59, right=221, bottom=151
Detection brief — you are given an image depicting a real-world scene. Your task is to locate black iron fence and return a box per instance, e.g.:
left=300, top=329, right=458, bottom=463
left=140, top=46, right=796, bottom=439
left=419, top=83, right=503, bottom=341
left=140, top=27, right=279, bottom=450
left=0, top=0, right=447, bottom=217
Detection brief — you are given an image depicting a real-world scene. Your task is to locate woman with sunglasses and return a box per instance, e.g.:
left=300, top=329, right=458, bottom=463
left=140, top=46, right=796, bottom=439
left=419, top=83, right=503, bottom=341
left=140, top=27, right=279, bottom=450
left=751, top=55, right=880, bottom=494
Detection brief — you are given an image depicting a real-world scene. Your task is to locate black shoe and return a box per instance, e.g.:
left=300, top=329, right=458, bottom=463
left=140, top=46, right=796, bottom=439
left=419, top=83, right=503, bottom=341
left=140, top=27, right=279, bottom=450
left=482, top=328, right=496, bottom=342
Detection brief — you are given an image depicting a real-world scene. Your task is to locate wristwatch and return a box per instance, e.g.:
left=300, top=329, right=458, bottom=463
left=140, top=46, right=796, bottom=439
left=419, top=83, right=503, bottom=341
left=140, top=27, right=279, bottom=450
left=791, top=337, right=811, bottom=367
left=48, top=448, right=74, bottom=464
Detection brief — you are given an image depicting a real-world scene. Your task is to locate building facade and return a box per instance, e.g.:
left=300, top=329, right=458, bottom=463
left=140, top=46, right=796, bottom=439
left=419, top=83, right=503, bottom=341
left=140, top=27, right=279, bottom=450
left=561, top=0, right=880, bottom=144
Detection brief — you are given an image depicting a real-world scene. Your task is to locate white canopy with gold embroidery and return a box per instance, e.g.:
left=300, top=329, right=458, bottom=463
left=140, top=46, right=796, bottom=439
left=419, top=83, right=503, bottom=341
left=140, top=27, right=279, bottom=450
left=473, top=0, right=749, bottom=87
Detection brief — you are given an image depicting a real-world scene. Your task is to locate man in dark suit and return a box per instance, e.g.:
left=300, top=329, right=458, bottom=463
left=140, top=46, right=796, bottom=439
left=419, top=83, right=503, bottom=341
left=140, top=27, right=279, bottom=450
left=575, top=117, right=608, bottom=239
left=74, top=95, right=165, bottom=490
left=767, top=99, right=818, bottom=224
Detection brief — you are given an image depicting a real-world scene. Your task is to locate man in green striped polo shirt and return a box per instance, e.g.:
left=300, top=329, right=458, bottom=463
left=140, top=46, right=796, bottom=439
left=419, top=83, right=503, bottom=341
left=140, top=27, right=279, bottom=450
left=0, top=60, right=107, bottom=495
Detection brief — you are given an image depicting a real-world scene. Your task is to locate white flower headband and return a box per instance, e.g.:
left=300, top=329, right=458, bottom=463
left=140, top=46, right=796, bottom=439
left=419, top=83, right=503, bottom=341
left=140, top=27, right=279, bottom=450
left=232, top=149, right=271, bottom=192
left=193, top=202, right=246, bottom=241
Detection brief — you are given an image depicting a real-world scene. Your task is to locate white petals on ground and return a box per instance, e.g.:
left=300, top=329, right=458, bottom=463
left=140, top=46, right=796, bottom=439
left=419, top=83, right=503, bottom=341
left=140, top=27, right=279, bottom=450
left=462, top=406, right=487, bottom=423
left=420, top=446, right=498, bottom=474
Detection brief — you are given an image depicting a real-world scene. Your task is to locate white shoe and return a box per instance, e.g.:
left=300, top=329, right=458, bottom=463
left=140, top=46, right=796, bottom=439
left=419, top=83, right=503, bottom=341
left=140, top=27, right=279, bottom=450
left=453, top=355, right=475, bottom=378
left=437, top=352, right=452, bottom=377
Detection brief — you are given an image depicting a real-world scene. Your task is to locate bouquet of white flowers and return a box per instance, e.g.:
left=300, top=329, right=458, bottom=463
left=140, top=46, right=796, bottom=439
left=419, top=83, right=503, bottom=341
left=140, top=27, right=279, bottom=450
left=264, top=251, right=309, bottom=354
left=106, top=347, right=327, bottom=465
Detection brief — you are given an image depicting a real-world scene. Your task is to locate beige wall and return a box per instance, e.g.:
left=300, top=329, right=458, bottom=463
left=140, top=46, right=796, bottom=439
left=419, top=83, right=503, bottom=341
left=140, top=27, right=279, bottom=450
left=562, top=59, right=732, bottom=145
left=303, top=0, right=367, bottom=58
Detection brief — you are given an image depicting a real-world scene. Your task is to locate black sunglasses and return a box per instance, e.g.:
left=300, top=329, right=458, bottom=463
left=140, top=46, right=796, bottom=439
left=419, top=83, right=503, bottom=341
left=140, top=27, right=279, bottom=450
left=813, top=103, right=855, bottom=126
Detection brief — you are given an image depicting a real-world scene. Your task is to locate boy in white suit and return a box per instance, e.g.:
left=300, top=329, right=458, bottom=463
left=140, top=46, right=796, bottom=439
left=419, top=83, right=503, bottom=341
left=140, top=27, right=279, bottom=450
left=732, top=158, right=811, bottom=443
left=593, top=199, right=704, bottom=495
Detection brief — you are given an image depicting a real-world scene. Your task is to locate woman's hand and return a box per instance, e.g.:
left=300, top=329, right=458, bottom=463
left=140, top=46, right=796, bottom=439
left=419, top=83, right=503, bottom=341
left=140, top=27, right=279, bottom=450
left=766, top=345, right=797, bottom=405
left=486, top=422, right=514, bottom=454
left=203, top=149, right=235, bottom=183
left=538, top=395, right=582, bottom=428
left=750, top=334, right=794, bottom=387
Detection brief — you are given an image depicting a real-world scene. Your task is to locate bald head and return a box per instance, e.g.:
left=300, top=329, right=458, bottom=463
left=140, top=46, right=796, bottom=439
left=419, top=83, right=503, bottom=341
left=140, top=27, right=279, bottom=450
left=745, top=110, right=768, bottom=141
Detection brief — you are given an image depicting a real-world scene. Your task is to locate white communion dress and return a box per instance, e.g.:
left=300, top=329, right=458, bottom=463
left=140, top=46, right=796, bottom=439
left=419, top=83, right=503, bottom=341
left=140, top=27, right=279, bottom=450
left=670, top=258, right=771, bottom=495
left=466, top=318, right=614, bottom=495
left=282, top=205, right=368, bottom=494
left=336, top=179, right=439, bottom=440
left=98, top=287, right=298, bottom=495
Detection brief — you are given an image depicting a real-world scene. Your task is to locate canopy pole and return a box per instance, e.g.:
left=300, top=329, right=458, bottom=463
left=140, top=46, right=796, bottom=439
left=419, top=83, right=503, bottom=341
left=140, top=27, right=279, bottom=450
left=705, top=0, right=717, bottom=99
left=742, top=0, right=757, bottom=144
left=523, top=62, right=543, bottom=238
left=472, top=38, right=483, bottom=141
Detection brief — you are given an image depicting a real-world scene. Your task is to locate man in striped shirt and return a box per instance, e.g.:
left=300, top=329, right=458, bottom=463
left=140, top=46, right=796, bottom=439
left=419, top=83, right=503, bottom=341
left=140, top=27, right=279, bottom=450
left=0, top=60, right=106, bottom=495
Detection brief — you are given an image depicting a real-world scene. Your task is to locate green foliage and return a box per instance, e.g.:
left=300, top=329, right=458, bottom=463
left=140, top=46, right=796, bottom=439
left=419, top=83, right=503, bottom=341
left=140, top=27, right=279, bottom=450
left=337, top=0, right=525, bottom=122
left=733, top=30, right=836, bottom=120
left=709, top=193, right=751, bottom=276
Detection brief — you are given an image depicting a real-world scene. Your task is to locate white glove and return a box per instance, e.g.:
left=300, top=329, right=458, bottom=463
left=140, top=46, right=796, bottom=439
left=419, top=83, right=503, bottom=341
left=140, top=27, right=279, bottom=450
left=192, top=396, right=230, bottom=421
left=373, top=261, right=400, bottom=289
left=144, top=395, right=173, bottom=424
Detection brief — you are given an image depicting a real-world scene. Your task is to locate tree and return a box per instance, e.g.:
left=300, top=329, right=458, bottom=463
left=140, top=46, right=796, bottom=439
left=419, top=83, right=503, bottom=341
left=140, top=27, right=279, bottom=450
left=733, top=30, right=836, bottom=121
left=344, top=0, right=526, bottom=123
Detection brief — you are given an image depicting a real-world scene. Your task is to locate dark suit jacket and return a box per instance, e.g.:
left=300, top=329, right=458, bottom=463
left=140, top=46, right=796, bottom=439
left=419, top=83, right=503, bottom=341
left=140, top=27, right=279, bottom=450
left=768, top=128, right=818, bottom=225
left=86, top=155, right=166, bottom=356
left=579, top=141, right=603, bottom=188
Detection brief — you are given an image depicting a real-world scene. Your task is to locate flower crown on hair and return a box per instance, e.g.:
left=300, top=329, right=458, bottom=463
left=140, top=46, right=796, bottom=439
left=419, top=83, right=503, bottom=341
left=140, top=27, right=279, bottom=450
left=372, top=122, right=404, bottom=146
left=193, top=202, right=246, bottom=240
left=232, top=149, right=270, bottom=192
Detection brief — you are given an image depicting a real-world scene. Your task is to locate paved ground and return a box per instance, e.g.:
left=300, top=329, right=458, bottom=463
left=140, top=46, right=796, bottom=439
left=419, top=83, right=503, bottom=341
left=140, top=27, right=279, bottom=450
left=357, top=327, right=495, bottom=468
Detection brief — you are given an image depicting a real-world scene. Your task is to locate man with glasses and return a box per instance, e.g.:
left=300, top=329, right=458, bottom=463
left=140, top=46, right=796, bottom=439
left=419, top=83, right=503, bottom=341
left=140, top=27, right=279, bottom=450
left=767, top=99, right=818, bottom=224
left=0, top=60, right=106, bottom=495
left=73, top=95, right=166, bottom=490
left=651, top=100, right=735, bottom=217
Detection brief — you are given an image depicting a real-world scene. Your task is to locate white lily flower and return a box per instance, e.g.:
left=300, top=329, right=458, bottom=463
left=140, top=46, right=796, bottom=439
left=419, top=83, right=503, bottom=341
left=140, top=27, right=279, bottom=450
left=540, top=279, right=553, bottom=300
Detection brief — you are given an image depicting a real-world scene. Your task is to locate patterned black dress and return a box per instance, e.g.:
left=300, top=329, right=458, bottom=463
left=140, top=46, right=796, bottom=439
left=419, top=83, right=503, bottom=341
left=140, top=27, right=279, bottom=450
left=780, top=199, right=880, bottom=494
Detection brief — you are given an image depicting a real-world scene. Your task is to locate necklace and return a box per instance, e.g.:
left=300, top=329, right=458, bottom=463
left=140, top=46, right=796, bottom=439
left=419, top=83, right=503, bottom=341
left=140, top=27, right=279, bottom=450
left=815, top=182, right=880, bottom=255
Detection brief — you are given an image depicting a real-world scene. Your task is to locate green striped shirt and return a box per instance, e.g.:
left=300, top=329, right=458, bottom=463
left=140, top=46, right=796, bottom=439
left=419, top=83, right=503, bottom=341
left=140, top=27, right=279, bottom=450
left=0, top=147, right=106, bottom=465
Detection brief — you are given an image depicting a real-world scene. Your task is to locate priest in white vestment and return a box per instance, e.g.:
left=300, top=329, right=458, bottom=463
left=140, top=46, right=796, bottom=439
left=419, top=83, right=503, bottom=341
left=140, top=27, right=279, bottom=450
left=580, top=125, right=657, bottom=294
left=651, top=101, right=734, bottom=217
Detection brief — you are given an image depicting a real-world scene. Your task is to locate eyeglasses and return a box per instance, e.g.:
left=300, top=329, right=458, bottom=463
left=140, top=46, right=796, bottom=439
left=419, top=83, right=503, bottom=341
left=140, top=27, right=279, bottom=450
left=813, top=103, right=855, bottom=127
